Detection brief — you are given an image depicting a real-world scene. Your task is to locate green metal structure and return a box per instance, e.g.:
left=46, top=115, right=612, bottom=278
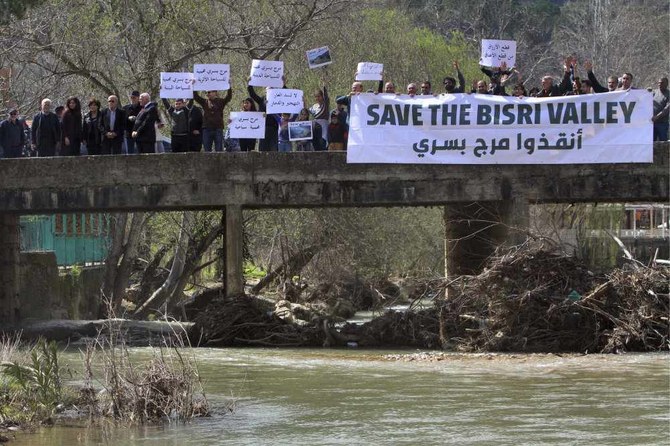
left=20, top=214, right=110, bottom=266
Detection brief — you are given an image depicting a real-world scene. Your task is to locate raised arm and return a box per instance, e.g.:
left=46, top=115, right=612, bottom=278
left=584, top=61, right=608, bottom=93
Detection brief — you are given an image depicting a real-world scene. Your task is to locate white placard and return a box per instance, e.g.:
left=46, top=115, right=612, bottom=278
left=249, top=59, right=284, bottom=88
left=479, top=39, right=517, bottom=67
left=266, top=89, right=303, bottom=114
left=355, top=62, right=383, bottom=81
left=306, top=46, right=333, bottom=69
left=289, top=121, right=313, bottom=141
left=160, top=72, right=194, bottom=99
left=347, top=90, right=653, bottom=164
left=194, top=64, right=230, bottom=91
left=229, top=112, right=265, bottom=139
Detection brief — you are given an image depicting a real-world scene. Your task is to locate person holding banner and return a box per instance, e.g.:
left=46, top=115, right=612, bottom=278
left=248, top=77, right=286, bottom=152
left=652, top=77, right=669, bottom=141
left=193, top=88, right=233, bottom=152
left=309, top=85, right=329, bottom=147
left=237, top=98, right=257, bottom=152
left=161, top=98, right=191, bottom=153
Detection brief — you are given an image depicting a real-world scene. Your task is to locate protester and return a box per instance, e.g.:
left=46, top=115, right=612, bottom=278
left=511, top=83, right=527, bottom=98
left=309, top=86, right=330, bottom=147
left=31, top=98, right=61, bottom=157
left=238, top=98, right=257, bottom=152
left=294, top=108, right=323, bottom=152
left=61, top=96, right=83, bottom=156
left=275, top=112, right=296, bottom=152
left=100, top=95, right=126, bottom=155
left=652, top=77, right=669, bottom=141
left=161, top=98, right=190, bottom=153
left=187, top=100, right=203, bottom=152
left=193, top=88, right=233, bottom=152
left=0, top=109, right=25, bottom=158
left=248, top=76, right=286, bottom=151
left=83, top=98, right=104, bottom=155
left=327, top=110, right=348, bottom=151
left=406, top=83, right=418, bottom=96
left=54, top=105, right=65, bottom=123
left=584, top=61, right=618, bottom=93
left=131, top=93, right=159, bottom=154
left=443, top=60, right=466, bottom=93
left=420, top=81, right=432, bottom=95
left=123, top=91, right=142, bottom=154
left=617, top=72, right=634, bottom=91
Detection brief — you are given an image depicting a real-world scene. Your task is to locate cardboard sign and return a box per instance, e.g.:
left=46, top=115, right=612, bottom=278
left=267, top=89, right=303, bottom=114
left=160, top=72, right=195, bottom=99
left=194, top=64, right=230, bottom=91
left=229, top=112, right=265, bottom=139
left=479, top=39, right=517, bottom=67
left=355, top=62, right=383, bottom=81
left=249, top=59, right=284, bottom=88
left=306, top=46, right=333, bottom=69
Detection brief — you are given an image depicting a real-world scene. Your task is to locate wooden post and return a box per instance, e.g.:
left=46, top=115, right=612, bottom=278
left=224, top=205, right=244, bottom=297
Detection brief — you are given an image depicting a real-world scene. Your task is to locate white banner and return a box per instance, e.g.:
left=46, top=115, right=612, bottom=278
left=249, top=59, right=284, bottom=88
left=194, top=64, right=230, bottom=91
left=356, top=62, right=383, bottom=81
left=229, top=112, right=265, bottom=139
left=266, top=89, right=303, bottom=114
left=347, top=90, right=653, bottom=164
left=306, top=46, right=333, bottom=69
left=480, top=39, right=516, bottom=67
left=160, top=72, right=194, bottom=99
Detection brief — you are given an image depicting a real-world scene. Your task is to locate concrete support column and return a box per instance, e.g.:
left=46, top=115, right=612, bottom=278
left=0, top=213, right=20, bottom=323
left=224, top=205, right=244, bottom=297
left=444, top=196, right=530, bottom=282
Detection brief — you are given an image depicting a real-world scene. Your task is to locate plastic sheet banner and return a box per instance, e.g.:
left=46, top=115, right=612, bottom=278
left=346, top=90, right=653, bottom=164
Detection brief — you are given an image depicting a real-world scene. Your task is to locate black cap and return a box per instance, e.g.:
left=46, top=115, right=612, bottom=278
left=8, top=108, right=18, bottom=115
left=130, top=90, right=140, bottom=97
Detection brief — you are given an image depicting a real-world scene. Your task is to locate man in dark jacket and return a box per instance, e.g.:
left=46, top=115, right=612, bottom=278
left=101, top=95, right=126, bottom=155
left=131, top=93, right=159, bottom=154
left=583, top=61, right=618, bottom=93
left=31, top=98, right=61, bottom=157
left=186, top=100, right=203, bottom=152
left=161, top=98, right=190, bottom=153
left=123, top=90, right=142, bottom=154
left=0, top=109, right=25, bottom=158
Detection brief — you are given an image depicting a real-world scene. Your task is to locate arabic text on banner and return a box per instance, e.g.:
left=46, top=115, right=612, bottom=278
left=194, top=64, right=230, bottom=91
left=479, top=39, right=517, bottom=67
left=160, top=72, right=195, bottom=99
left=249, top=59, right=284, bottom=88
left=346, top=90, right=653, bottom=164
left=229, top=112, right=265, bottom=139
left=266, top=89, right=304, bottom=114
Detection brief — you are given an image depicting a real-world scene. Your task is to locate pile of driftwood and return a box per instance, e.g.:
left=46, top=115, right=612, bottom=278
left=189, top=243, right=668, bottom=353
left=189, top=294, right=324, bottom=347
left=439, top=243, right=669, bottom=353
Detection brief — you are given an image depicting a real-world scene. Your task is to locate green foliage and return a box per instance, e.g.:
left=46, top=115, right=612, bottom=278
left=1, top=339, right=67, bottom=420
left=244, top=262, right=267, bottom=279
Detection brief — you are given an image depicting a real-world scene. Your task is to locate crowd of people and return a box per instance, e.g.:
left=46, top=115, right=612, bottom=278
left=0, top=57, right=668, bottom=159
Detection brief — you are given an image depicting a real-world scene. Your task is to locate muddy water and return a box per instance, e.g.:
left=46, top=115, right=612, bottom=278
left=12, top=349, right=670, bottom=445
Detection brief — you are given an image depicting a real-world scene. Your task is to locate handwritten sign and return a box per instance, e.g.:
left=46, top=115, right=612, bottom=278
left=249, top=59, right=284, bottom=88
left=288, top=121, right=313, bottom=141
left=347, top=90, right=653, bottom=164
left=194, top=64, right=230, bottom=91
left=266, top=89, right=303, bottom=114
left=306, top=46, right=332, bottom=69
left=229, top=112, right=265, bottom=139
left=160, top=72, right=195, bottom=99
left=479, top=39, right=516, bottom=67
left=355, top=62, right=383, bottom=81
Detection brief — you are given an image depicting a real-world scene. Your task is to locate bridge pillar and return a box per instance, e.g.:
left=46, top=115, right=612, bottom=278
left=224, top=205, right=244, bottom=297
left=444, top=196, right=530, bottom=283
left=0, top=213, right=20, bottom=323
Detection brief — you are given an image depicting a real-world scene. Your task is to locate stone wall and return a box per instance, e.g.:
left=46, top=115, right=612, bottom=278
left=19, top=251, right=103, bottom=320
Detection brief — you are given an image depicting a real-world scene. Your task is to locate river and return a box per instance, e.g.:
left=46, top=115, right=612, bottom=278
left=11, top=348, right=670, bottom=445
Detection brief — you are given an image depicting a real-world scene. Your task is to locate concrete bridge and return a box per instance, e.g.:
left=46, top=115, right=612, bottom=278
left=1, top=143, right=668, bottom=323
